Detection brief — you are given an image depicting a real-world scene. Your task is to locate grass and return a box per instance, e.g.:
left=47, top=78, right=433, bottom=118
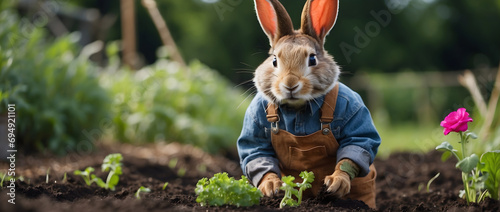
left=376, top=122, right=444, bottom=158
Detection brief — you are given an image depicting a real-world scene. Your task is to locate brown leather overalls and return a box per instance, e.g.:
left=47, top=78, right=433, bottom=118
left=266, top=84, right=377, bottom=208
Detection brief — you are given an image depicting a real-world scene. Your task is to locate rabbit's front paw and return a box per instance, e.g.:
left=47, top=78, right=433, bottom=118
left=324, top=170, right=351, bottom=198
left=258, top=172, right=282, bottom=197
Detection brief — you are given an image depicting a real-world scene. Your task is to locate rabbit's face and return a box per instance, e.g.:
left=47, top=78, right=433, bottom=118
left=255, top=35, right=339, bottom=106
left=253, top=0, right=340, bottom=106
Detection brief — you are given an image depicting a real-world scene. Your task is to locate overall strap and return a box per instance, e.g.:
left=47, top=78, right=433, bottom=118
left=266, top=103, right=279, bottom=123
left=320, top=83, right=339, bottom=133
left=266, top=102, right=280, bottom=134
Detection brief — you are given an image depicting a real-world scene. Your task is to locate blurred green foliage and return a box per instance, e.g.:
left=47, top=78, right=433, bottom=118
left=100, top=44, right=249, bottom=154
left=69, top=0, right=500, bottom=84
left=67, top=0, right=500, bottom=126
left=0, top=9, right=111, bottom=154
left=0, top=5, right=250, bottom=155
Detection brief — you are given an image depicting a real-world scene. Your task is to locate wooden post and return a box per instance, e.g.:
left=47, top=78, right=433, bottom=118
left=120, top=0, right=138, bottom=69
left=142, top=0, right=186, bottom=68
left=458, top=70, right=487, bottom=116
left=459, top=67, right=500, bottom=140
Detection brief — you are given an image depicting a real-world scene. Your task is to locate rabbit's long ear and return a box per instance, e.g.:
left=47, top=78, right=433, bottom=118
left=254, top=0, right=294, bottom=46
left=300, top=0, right=339, bottom=44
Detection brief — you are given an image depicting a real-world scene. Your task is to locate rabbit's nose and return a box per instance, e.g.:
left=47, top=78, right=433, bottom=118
left=280, top=76, right=301, bottom=94
left=283, top=84, right=299, bottom=92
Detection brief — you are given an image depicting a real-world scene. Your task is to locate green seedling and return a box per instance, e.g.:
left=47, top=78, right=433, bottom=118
left=100, top=153, right=123, bottom=191
left=1, top=173, right=6, bottom=187
left=418, top=183, right=424, bottom=192
left=197, top=164, right=207, bottom=174
left=1, top=173, right=24, bottom=187
left=426, top=173, right=440, bottom=192
left=62, top=173, right=68, bottom=183
left=168, top=158, right=178, bottom=169
left=46, top=168, right=50, bottom=184
left=162, top=182, right=169, bottom=190
left=73, top=153, right=123, bottom=190
left=135, top=186, right=151, bottom=199
left=177, top=168, right=186, bottom=177
left=74, top=167, right=95, bottom=185
left=280, top=171, right=315, bottom=208
left=195, top=172, right=262, bottom=207
left=91, top=175, right=106, bottom=188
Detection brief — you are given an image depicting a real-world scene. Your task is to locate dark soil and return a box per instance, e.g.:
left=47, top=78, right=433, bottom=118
left=1, top=142, right=499, bottom=211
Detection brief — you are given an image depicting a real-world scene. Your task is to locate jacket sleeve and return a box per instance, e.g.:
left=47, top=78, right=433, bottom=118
left=336, top=101, right=381, bottom=177
left=237, top=96, right=281, bottom=186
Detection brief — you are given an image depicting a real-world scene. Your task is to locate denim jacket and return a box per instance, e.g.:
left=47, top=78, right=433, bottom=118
left=237, top=82, right=381, bottom=186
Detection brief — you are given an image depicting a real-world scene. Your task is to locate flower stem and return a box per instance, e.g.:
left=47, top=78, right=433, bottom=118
left=460, top=132, right=467, bottom=159
left=459, top=132, right=471, bottom=205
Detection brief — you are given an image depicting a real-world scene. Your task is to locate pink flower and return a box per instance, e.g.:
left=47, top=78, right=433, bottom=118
left=440, top=108, right=473, bottom=135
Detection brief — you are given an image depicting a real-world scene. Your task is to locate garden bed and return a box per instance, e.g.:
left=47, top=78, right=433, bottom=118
left=1, top=142, right=499, bottom=211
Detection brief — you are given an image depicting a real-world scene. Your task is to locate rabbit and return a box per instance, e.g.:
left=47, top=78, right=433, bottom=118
left=238, top=0, right=380, bottom=208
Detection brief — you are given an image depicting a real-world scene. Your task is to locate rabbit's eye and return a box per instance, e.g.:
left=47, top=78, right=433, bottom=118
left=308, top=54, right=317, bottom=67
left=272, top=56, right=278, bottom=68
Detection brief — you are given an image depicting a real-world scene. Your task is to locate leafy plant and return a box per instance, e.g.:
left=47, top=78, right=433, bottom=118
left=0, top=8, right=111, bottom=154
left=1, top=5, right=249, bottom=155
left=279, top=171, right=315, bottom=208
left=479, top=150, right=500, bottom=200
left=195, top=172, right=262, bottom=207
left=135, top=186, right=151, bottom=199
left=437, top=132, right=489, bottom=204
left=73, top=153, right=123, bottom=190
left=99, top=45, right=249, bottom=154
left=436, top=108, right=500, bottom=204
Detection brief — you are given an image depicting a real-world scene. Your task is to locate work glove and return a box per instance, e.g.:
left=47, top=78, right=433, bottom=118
left=324, top=159, right=360, bottom=198
left=258, top=172, right=282, bottom=197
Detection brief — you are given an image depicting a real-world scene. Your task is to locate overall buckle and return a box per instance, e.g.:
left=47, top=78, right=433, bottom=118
left=321, top=122, right=331, bottom=135
left=271, top=122, right=280, bottom=134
